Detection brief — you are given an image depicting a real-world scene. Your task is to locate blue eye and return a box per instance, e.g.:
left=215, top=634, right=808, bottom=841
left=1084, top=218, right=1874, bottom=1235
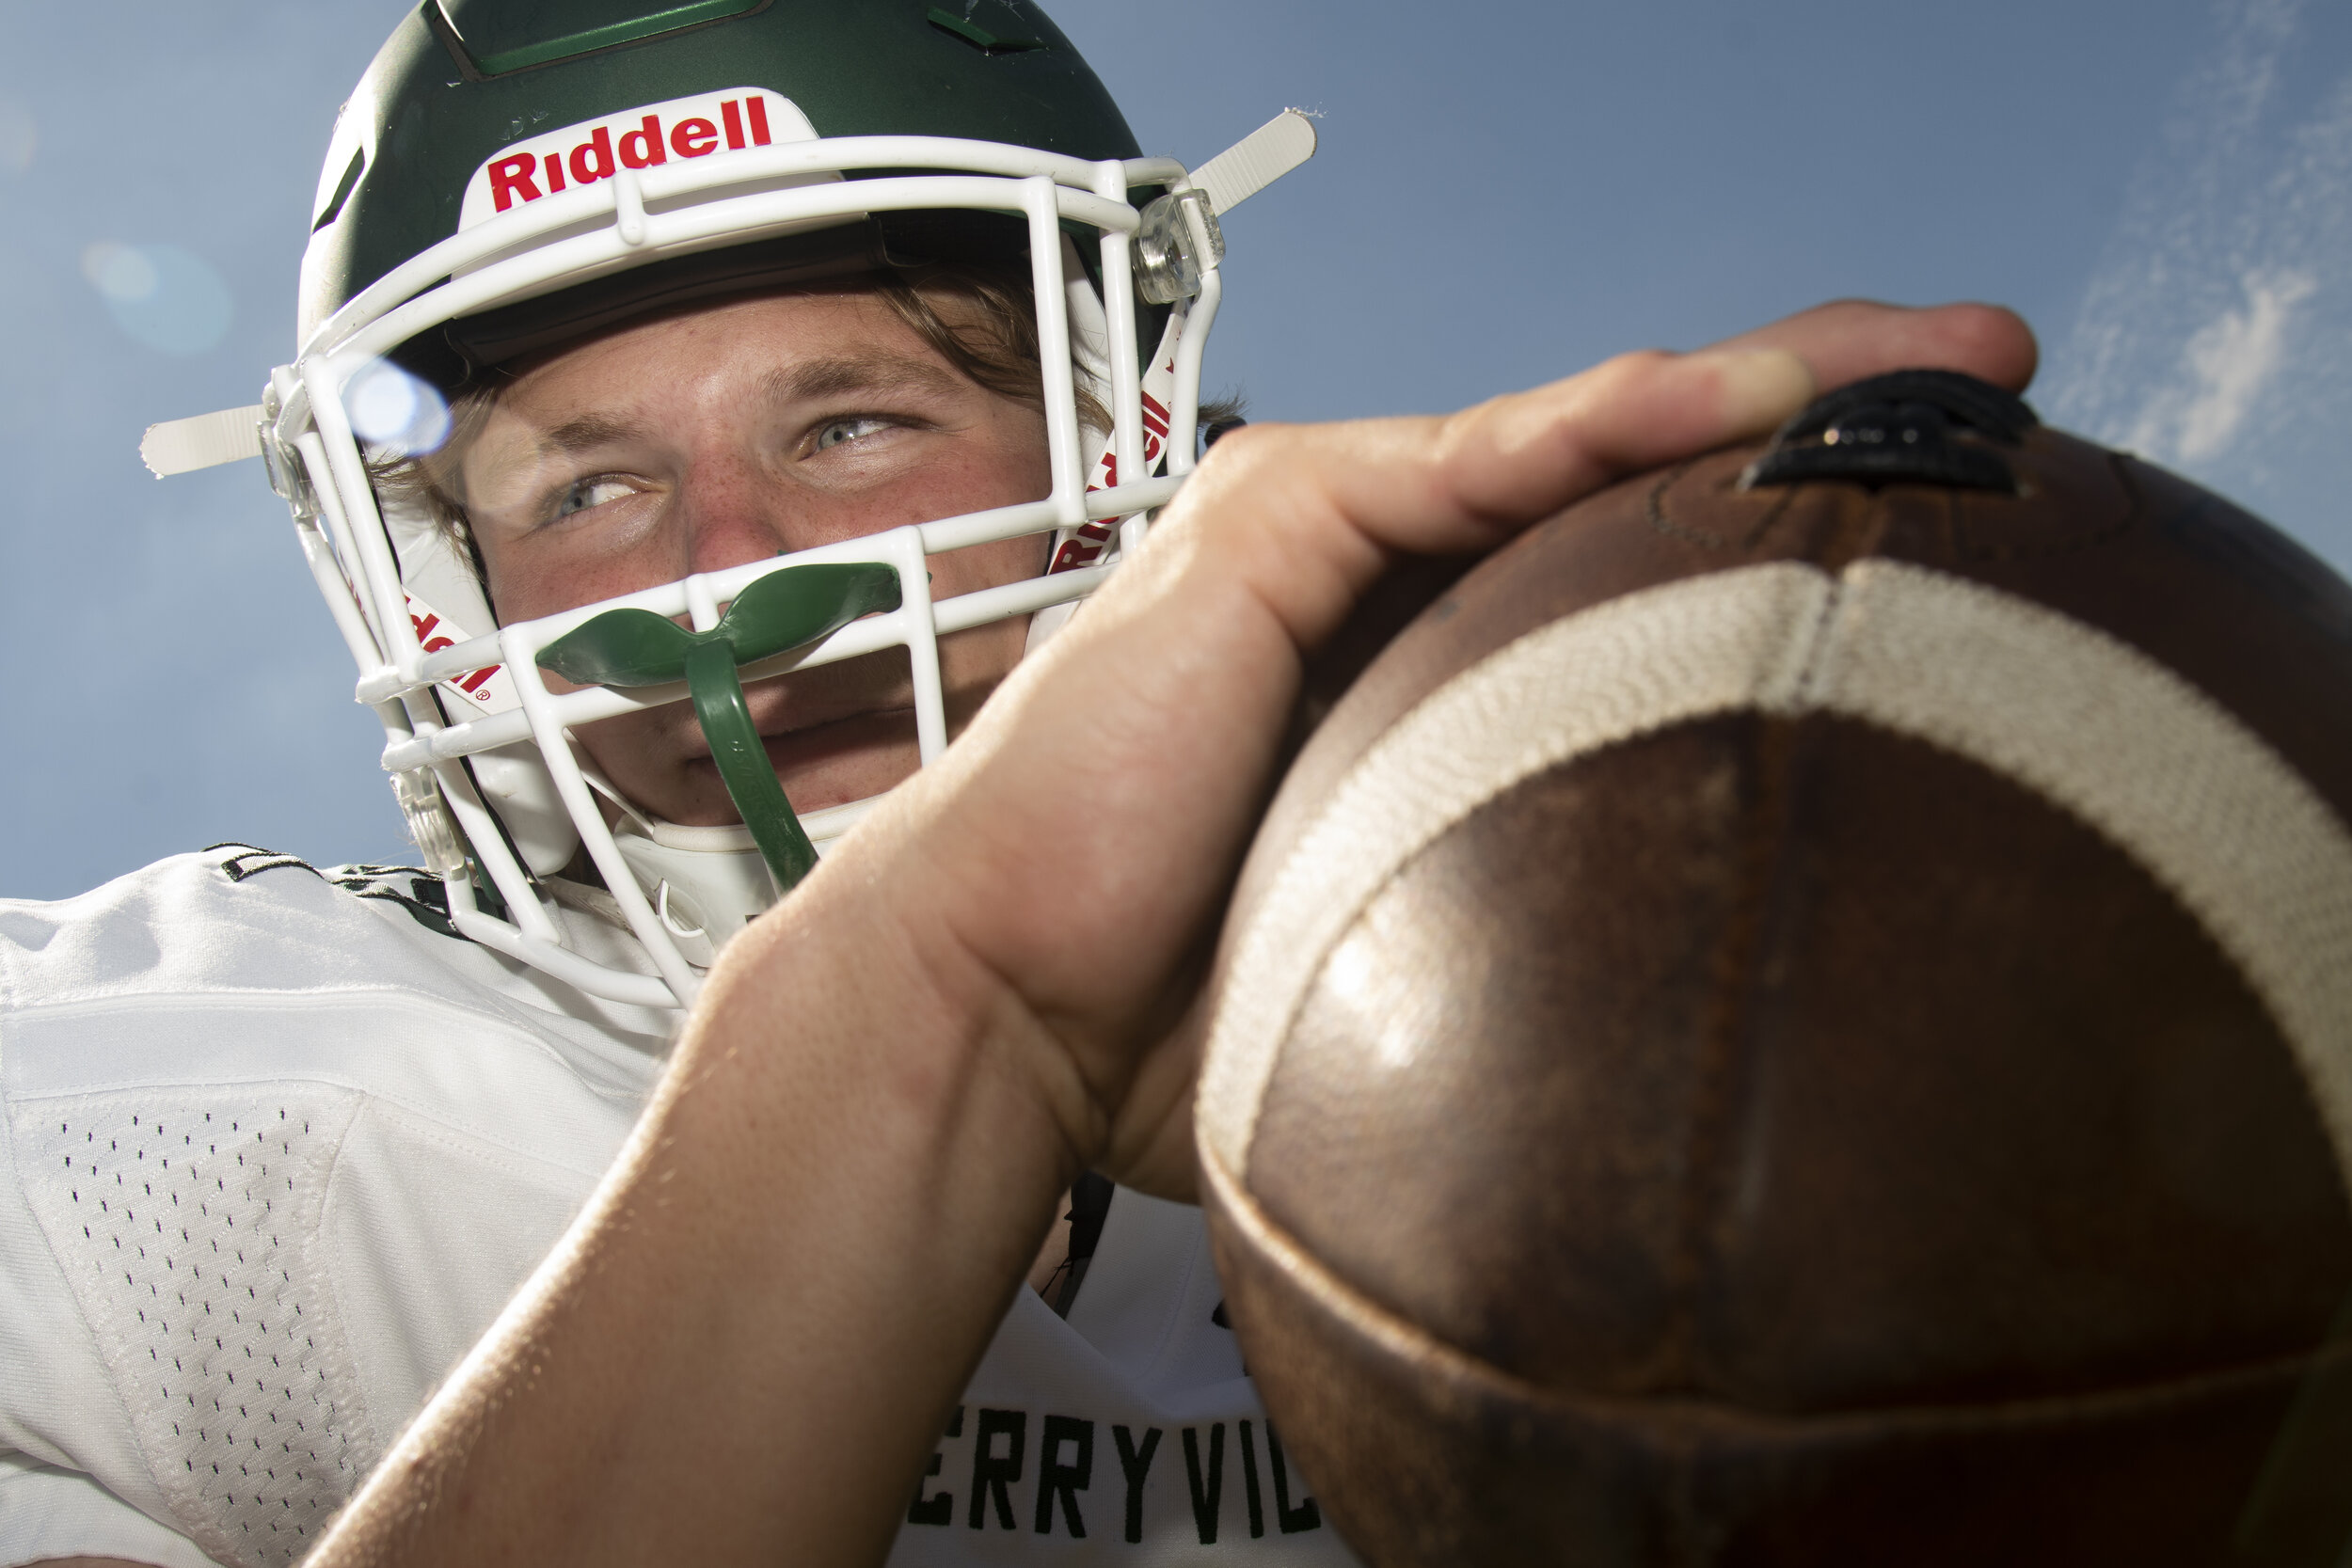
left=555, top=478, right=631, bottom=516
left=815, top=416, right=891, bottom=451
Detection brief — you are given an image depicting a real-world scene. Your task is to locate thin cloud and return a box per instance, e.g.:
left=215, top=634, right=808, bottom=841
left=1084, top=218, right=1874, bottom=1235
left=2130, top=266, right=2316, bottom=462
left=2043, top=0, right=2352, bottom=532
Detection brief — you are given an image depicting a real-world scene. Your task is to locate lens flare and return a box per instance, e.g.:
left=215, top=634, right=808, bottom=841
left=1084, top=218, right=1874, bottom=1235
left=344, top=357, right=453, bottom=455
left=80, top=241, right=158, bottom=302
left=0, top=99, right=33, bottom=176
left=79, top=242, right=233, bottom=356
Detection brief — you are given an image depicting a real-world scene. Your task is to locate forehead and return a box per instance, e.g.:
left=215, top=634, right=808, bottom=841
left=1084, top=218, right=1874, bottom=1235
left=491, top=285, right=930, bottom=414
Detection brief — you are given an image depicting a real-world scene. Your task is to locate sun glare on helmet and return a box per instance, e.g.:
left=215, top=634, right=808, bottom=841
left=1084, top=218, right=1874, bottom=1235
left=344, top=357, right=453, bottom=455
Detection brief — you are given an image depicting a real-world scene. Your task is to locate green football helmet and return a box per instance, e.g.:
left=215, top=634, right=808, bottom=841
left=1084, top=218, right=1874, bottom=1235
left=147, top=0, right=1314, bottom=1010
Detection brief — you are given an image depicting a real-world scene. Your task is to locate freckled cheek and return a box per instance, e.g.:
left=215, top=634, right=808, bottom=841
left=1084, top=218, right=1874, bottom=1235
left=571, top=705, right=704, bottom=809
left=929, top=532, right=1051, bottom=598
left=930, top=533, right=1050, bottom=705
left=884, top=430, right=1054, bottom=536
left=479, top=533, right=679, bottom=631
left=481, top=560, right=581, bottom=631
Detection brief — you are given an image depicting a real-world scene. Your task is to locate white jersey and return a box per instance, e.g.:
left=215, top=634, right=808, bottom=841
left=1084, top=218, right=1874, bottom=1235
left=0, top=847, right=1357, bottom=1568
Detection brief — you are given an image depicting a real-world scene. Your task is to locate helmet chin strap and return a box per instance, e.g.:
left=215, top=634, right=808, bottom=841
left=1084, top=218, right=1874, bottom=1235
left=583, top=790, right=881, bottom=968
left=566, top=761, right=792, bottom=968
left=606, top=823, right=779, bottom=970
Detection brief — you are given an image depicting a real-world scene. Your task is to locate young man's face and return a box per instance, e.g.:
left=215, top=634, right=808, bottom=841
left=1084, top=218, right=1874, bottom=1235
left=458, top=286, right=1053, bottom=825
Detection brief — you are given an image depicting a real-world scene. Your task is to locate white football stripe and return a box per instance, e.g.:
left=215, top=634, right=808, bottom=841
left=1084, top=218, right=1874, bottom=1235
left=1198, top=563, right=1835, bottom=1179
left=1200, top=559, right=2352, bottom=1203
left=1811, top=562, right=2352, bottom=1189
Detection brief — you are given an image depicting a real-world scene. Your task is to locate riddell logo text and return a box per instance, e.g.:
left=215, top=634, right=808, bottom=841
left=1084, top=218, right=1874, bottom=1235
left=489, top=99, right=768, bottom=211
left=457, top=89, right=818, bottom=231
left=1052, top=343, right=1184, bottom=574
left=404, top=593, right=509, bottom=708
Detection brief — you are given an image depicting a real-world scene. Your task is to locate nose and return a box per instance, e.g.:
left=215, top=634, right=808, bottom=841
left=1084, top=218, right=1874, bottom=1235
left=671, top=445, right=803, bottom=582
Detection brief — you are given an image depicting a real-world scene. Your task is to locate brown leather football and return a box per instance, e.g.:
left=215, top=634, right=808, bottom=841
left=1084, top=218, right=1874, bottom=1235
left=1196, top=371, right=2352, bottom=1566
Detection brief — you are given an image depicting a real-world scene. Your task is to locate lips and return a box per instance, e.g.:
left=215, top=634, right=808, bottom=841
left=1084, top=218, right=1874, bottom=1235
left=759, top=704, right=914, bottom=764
left=670, top=695, right=918, bottom=816
left=578, top=614, right=1025, bottom=826
left=701, top=655, right=911, bottom=748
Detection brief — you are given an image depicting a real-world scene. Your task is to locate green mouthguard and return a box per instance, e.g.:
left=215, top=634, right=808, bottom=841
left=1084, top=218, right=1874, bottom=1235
left=537, top=562, right=903, bottom=895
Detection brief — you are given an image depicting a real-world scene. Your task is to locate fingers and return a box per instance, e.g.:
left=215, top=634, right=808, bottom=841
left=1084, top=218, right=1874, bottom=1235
left=1711, top=298, right=2040, bottom=395
left=1163, top=300, right=2035, bottom=643
left=1134, top=343, right=1819, bottom=657
left=1422, top=346, right=1818, bottom=528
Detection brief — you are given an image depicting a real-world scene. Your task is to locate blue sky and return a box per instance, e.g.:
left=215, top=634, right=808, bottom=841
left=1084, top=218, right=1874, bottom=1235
left=2, top=0, right=2346, bottom=899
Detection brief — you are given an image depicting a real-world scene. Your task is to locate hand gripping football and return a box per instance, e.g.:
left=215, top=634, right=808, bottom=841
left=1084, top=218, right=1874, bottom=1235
left=1196, top=372, right=2352, bottom=1566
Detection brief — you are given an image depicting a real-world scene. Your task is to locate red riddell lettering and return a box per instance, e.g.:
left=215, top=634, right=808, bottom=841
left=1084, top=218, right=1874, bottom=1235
left=570, top=126, right=616, bottom=185
left=487, top=153, right=540, bottom=212
left=409, top=608, right=455, bottom=656
left=481, top=96, right=783, bottom=218
left=618, top=114, right=667, bottom=169
left=407, top=599, right=502, bottom=694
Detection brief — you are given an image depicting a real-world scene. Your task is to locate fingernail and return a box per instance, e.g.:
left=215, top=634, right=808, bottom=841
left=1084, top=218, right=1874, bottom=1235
left=1696, top=348, right=1816, bottom=438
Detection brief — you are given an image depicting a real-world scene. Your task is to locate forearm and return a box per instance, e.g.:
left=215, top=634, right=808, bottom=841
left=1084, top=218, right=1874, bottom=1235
left=310, top=883, right=1081, bottom=1567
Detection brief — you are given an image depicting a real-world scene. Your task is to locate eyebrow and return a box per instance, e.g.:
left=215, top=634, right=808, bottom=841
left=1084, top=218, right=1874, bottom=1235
left=761, top=352, right=967, bottom=407
left=534, top=410, right=652, bottom=456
